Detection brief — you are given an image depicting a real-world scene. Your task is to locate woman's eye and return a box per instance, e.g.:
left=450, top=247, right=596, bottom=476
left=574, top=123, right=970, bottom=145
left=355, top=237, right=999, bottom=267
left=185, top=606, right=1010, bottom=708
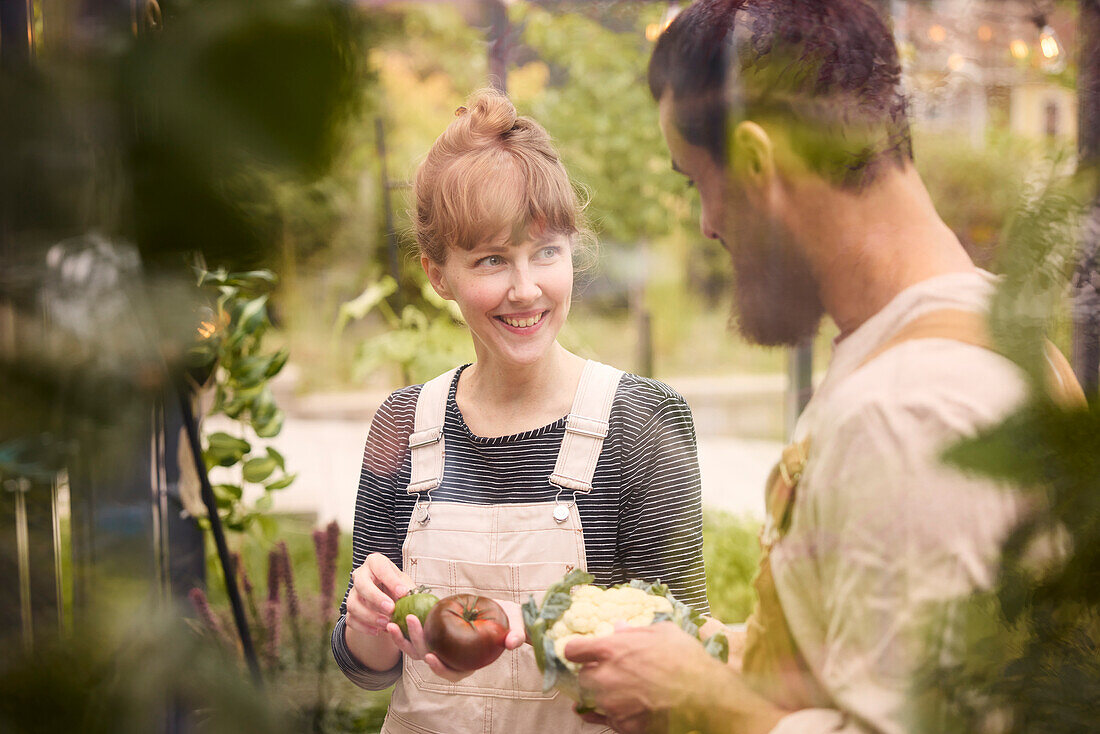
left=540, top=246, right=560, bottom=259
left=479, top=255, right=503, bottom=267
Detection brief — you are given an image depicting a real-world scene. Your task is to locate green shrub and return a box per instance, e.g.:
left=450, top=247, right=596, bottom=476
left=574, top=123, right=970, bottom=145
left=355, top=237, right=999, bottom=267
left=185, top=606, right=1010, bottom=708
left=702, top=511, right=761, bottom=624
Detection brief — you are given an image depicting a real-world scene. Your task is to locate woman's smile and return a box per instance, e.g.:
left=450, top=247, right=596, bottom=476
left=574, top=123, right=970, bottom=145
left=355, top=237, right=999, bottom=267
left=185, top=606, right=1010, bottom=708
left=495, top=310, right=548, bottom=333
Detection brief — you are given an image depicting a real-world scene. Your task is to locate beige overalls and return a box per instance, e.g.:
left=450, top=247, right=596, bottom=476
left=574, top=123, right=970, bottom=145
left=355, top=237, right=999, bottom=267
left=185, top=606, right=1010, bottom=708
left=742, top=309, right=1086, bottom=710
left=381, top=360, right=620, bottom=734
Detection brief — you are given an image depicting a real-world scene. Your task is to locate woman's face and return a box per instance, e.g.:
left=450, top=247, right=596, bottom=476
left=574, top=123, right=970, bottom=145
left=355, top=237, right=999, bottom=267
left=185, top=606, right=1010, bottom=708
left=424, top=233, right=574, bottom=369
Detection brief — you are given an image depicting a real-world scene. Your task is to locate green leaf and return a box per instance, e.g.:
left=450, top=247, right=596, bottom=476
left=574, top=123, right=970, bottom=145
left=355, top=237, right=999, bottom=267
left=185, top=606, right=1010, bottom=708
left=400, top=304, right=430, bottom=331
left=235, top=295, right=269, bottom=335
left=266, top=446, right=286, bottom=471
left=221, top=396, right=248, bottom=420
left=703, top=630, right=730, bottom=663
left=242, top=456, right=278, bottom=483
left=253, top=409, right=284, bottom=438
left=207, top=432, right=250, bottom=453
left=265, top=472, right=296, bottom=491
left=255, top=493, right=274, bottom=513
left=198, top=267, right=230, bottom=287
left=249, top=388, right=277, bottom=424
left=232, top=354, right=275, bottom=386
left=213, top=483, right=243, bottom=501
left=205, top=432, right=250, bottom=466
left=335, top=276, right=398, bottom=334
left=264, top=347, right=289, bottom=378
left=226, top=270, right=278, bottom=288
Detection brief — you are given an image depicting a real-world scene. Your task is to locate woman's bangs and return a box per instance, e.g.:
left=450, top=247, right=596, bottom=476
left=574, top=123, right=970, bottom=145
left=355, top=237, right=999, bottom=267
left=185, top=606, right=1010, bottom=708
left=435, top=152, right=576, bottom=251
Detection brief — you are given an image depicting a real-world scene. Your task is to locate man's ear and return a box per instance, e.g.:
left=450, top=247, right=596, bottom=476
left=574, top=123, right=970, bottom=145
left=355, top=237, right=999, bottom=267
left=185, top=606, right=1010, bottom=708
left=421, top=255, right=453, bottom=300
left=730, top=120, right=775, bottom=189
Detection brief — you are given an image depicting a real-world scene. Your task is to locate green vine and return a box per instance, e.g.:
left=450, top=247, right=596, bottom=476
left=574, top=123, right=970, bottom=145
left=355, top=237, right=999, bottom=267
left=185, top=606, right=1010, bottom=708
left=188, top=265, right=297, bottom=534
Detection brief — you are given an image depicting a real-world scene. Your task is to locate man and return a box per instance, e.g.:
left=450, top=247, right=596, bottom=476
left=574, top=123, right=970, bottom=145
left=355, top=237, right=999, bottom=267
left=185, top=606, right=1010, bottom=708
left=563, top=1, right=1083, bottom=733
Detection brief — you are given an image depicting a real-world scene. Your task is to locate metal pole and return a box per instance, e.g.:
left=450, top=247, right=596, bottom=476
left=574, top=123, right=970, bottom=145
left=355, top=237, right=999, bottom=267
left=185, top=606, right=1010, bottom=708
left=176, top=382, right=263, bottom=685
left=51, top=473, right=66, bottom=635
left=375, top=118, right=402, bottom=286
left=1075, top=0, right=1100, bottom=395
left=786, top=340, right=813, bottom=439
left=6, top=478, right=34, bottom=652
left=487, top=0, right=509, bottom=93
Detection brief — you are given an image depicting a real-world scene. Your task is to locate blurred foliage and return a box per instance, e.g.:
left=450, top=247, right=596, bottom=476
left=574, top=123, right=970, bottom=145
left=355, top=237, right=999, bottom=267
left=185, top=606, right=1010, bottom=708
left=188, top=266, right=298, bottom=535
left=915, top=162, right=1100, bottom=732
left=914, top=131, right=1050, bottom=269
left=1, top=0, right=372, bottom=272
left=0, top=606, right=292, bottom=734
left=2, top=0, right=382, bottom=729
left=337, top=274, right=473, bottom=386
left=514, top=3, right=695, bottom=245
left=702, top=511, right=761, bottom=624
left=122, top=0, right=370, bottom=271
left=196, top=516, right=389, bottom=733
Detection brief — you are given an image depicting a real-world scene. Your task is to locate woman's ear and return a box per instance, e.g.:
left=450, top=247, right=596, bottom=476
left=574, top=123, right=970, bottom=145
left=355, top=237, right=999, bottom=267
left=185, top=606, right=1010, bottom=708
left=422, top=255, right=453, bottom=300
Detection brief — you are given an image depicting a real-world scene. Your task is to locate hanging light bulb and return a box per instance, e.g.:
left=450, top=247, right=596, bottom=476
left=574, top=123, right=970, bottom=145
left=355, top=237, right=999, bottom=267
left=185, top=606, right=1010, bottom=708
left=1010, top=39, right=1030, bottom=60
left=1038, top=24, right=1065, bottom=71
left=645, top=2, right=681, bottom=42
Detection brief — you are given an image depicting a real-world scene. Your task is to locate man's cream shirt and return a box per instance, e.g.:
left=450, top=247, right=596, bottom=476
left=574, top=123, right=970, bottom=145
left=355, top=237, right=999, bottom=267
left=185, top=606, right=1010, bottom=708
left=769, top=270, right=1033, bottom=734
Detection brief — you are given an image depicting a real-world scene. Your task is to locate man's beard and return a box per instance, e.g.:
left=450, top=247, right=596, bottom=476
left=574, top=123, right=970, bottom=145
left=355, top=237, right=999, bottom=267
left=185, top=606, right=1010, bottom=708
left=728, top=232, right=825, bottom=347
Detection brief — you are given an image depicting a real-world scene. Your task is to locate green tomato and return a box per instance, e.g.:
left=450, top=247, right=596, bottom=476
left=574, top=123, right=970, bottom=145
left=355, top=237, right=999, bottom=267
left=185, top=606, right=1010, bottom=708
left=392, top=586, right=439, bottom=639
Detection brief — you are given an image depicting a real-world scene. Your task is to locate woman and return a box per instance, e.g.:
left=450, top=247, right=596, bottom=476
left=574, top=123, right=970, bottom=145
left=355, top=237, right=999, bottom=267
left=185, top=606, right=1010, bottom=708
left=331, top=89, right=709, bottom=734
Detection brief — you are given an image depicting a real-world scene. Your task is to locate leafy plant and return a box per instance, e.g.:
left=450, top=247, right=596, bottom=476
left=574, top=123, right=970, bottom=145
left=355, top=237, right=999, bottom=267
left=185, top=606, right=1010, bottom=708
left=915, top=160, right=1100, bottom=733
left=702, top=511, right=762, bottom=624
left=188, top=265, right=297, bottom=533
left=336, top=274, right=472, bottom=386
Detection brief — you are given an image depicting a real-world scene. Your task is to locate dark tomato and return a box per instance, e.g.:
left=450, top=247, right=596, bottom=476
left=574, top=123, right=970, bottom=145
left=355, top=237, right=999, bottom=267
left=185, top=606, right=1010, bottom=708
left=424, top=594, right=509, bottom=672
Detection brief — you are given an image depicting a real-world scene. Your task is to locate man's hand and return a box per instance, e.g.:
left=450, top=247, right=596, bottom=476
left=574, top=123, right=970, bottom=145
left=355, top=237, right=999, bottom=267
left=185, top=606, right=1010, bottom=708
left=564, top=622, right=787, bottom=734
left=564, top=622, right=718, bottom=732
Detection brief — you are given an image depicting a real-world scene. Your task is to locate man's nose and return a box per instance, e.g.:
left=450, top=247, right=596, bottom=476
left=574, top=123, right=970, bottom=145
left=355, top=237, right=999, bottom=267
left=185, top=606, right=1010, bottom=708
left=700, top=209, right=720, bottom=241
left=509, top=265, right=542, bottom=302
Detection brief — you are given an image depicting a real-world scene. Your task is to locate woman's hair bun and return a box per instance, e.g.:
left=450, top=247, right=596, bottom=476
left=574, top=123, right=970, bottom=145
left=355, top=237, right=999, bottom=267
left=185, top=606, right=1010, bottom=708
left=463, top=88, right=517, bottom=139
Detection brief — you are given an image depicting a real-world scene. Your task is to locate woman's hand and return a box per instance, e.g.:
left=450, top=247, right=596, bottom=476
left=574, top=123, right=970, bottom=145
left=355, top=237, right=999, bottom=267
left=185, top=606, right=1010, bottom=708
left=383, top=597, right=529, bottom=682
left=346, top=552, right=413, bottom=637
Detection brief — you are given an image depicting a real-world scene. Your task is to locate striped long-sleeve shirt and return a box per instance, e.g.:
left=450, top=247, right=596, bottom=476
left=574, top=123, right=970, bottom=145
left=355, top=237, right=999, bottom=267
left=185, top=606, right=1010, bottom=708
left=332, top=365, right=709, bottom=689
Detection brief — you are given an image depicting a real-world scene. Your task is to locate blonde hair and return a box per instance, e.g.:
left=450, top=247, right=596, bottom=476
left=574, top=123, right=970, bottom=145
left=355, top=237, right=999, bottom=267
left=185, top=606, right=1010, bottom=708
left=413, top=89, right=592, bottom=265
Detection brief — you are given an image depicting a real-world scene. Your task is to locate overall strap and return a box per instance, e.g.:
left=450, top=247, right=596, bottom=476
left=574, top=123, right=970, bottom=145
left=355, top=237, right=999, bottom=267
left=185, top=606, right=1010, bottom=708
left=549, top=360, right=625, bottom=493
left=406, top=368, right=459, bottom=495
left=857, top=308, right=1085, bottom=408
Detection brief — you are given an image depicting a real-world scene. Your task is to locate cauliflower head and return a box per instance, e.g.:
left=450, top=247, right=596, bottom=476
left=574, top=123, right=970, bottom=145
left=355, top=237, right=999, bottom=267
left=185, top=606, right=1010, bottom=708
left=522, top=569, right=727, bottom=710
left=547, top=585, right=675, bottom=671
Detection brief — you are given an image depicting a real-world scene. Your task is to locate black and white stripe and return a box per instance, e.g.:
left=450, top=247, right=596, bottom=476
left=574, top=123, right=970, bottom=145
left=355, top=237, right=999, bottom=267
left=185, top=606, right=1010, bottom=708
left=333, top=366, right=709, bottom=689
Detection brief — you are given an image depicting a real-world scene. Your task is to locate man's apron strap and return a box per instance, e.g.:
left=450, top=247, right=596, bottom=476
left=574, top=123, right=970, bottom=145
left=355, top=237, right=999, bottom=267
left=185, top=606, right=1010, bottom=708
left=857, top=308, right=1086, bottom=407
left=406, top=368, right=459, bottom=495
left=549, top=360, right=624, bottom=493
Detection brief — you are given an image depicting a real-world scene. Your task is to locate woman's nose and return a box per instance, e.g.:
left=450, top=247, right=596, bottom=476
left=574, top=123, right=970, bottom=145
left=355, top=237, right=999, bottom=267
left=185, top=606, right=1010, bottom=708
left=508, top=265, right=541, bottom=302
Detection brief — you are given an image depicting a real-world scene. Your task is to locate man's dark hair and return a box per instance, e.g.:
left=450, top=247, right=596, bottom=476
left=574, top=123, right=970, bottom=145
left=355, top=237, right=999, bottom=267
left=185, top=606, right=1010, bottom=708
left=648, top=0, right=913, bottom=189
